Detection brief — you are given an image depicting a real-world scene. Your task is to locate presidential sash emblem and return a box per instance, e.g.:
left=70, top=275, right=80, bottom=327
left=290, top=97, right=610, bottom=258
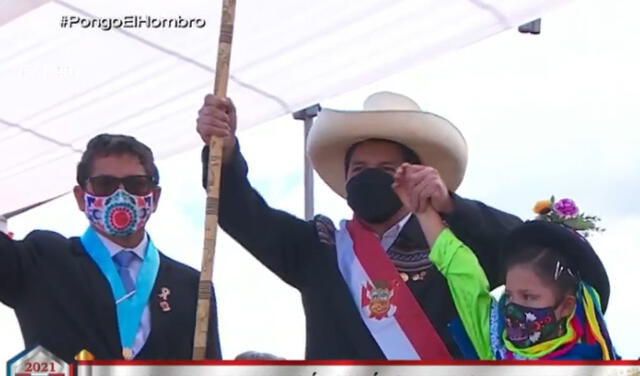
left=361, top=280, right=397, bottom=320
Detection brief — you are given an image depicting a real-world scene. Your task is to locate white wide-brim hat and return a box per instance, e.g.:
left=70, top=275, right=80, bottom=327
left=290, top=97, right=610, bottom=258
left=307, top=91, right=468, bottom=198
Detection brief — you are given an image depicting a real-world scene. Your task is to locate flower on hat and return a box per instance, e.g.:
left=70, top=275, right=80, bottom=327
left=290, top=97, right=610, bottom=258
left=553, top=198, right=579, bottom=219
left=533, top=200, right=552, bottom=215
left=534, top=195, right=604, bottom=237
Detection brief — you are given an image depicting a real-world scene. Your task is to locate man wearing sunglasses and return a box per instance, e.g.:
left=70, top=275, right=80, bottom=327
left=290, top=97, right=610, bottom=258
left=0, top=134, right=221, bottom=362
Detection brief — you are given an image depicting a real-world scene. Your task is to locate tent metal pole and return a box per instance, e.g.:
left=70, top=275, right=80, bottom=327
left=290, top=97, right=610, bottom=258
left=518, top=18, right=541, bottom=34
left=0, top=216, right=7, bottom=234
left=293, top=104, right=321, bottom=220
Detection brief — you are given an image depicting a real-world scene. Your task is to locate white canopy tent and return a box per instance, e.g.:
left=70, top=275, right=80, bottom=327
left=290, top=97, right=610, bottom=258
left=0, top=0, right=570, bottom=220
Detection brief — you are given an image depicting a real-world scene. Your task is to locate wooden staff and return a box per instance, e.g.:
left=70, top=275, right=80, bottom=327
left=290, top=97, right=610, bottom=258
left=192, top=0, right=237, bottom=360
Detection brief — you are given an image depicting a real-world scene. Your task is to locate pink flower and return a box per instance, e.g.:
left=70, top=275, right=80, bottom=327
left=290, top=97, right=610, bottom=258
left=554, top=198, right=579, bottom=218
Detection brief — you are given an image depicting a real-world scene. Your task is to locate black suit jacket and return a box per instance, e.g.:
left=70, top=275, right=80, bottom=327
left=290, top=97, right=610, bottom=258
left=204, top=143, right=521, bottom=359
left=0, top=230, right=221, bottom=362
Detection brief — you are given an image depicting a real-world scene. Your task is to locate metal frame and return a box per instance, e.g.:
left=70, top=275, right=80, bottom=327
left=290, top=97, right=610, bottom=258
left=293, top=104, right=321, bottom=220
left=518, top=18, right=541, bottom=34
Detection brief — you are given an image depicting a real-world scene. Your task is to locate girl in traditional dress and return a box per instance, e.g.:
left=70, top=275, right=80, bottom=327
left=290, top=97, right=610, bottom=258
left=394, top=164, right=618, bottom=360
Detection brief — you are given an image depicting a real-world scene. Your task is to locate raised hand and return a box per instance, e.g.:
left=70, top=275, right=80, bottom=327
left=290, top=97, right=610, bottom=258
left=393, top=163, right=447, bottom=247
left=196, top=94, right=238, bottom=162
left=393, top=163, right=424, bottom=213
left=393, top=163, right=453, bottom=214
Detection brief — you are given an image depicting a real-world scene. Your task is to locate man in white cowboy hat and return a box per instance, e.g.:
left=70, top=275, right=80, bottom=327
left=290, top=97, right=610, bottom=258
left=196, top=92, right=521, bottom=360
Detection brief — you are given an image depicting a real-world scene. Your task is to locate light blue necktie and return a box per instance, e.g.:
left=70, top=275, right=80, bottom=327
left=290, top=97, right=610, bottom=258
left=112, top=251, right=137, bottom=293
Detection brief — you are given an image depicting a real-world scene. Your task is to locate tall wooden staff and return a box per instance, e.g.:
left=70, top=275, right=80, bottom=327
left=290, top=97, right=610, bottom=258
left=192, top=0, right=236, bottom=360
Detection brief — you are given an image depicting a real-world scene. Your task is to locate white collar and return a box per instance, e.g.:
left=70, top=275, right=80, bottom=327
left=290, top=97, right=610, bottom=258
left=96, top=232, right=148, bottom=260
left=380, top=213, right=412, bottom=251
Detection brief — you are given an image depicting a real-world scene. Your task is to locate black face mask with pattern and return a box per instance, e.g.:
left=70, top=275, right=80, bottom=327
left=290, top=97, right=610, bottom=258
left=346, top=168, right=403, bottom=224
left=504, top=301, right=562, bottom=347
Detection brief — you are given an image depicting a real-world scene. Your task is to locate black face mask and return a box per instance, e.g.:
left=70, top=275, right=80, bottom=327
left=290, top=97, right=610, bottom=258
left=346, top=168, right=403, bottom=224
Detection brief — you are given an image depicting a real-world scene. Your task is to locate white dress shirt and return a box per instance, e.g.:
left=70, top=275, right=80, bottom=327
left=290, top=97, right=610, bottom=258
left=380, top=214, right=412, bottom=251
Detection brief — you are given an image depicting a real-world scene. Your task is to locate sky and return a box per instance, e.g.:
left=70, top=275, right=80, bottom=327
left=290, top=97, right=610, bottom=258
left=1, top=0, right=640, bottom=368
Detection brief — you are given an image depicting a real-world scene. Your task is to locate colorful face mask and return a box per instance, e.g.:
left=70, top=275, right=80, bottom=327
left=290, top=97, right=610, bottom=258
left=84, top=189, right=154, bottom=237
left=504, top=302, right=561, bottom=347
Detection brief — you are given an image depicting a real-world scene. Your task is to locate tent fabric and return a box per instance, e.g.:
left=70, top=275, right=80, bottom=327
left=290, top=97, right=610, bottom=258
left=0, top=0, right=571, bottom=215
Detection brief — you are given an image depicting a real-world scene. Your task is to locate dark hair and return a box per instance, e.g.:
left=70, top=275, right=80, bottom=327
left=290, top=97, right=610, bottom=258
left=344, top=138, right=421, bottom=173
left=235, top=351, right=284, bottom=360
left=505, top=244, right=579, bottom=299
left=76, top=134, right=160, bottom=187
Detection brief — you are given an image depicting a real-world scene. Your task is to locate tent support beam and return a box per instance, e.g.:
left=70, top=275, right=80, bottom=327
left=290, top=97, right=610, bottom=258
left=0, top=216, right=7, bottom=234
left=518, top=18, right=541, bottom=34
left=293, top=104, right=321, bottom=221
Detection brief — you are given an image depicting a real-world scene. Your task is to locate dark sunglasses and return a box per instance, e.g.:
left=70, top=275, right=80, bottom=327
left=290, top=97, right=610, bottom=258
left=86, top=175, right=157, bottom=196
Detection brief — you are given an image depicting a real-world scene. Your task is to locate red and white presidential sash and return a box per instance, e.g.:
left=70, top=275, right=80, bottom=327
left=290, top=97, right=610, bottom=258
left=335, top=218, right=452, bottom=360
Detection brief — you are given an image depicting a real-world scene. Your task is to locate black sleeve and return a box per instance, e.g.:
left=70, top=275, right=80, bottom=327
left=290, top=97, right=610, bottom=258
left=206, top=284, right=222, bottom=359
left=0, top=232, right=35, bottom=307
left=201, top=142, right=319, bottom=289
left=441, top=193, right=522, bottom=288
